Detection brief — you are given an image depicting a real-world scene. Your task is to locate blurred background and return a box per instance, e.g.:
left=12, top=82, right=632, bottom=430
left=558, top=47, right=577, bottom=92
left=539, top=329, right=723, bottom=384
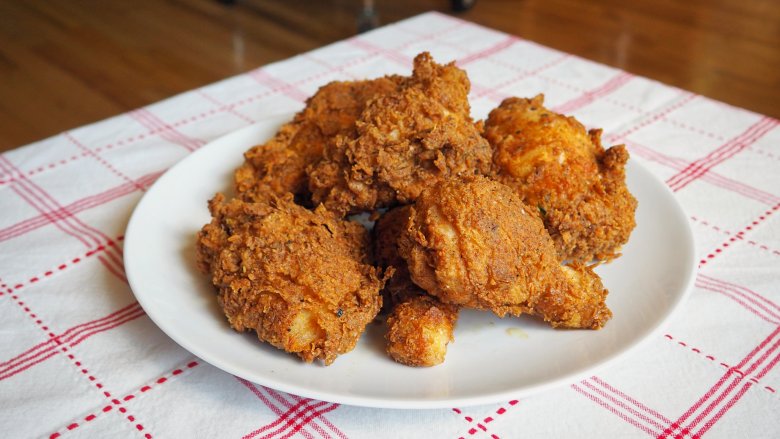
left=0, top=0, right=778, bottom=151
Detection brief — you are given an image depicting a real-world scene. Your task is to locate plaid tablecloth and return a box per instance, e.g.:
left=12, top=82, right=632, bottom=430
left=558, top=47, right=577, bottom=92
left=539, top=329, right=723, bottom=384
left=1, top=12, right=778, bottom=439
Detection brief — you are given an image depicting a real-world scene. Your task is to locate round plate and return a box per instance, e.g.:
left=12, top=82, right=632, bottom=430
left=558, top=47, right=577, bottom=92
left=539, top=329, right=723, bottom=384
left=124, top=114, right=696, bottom=409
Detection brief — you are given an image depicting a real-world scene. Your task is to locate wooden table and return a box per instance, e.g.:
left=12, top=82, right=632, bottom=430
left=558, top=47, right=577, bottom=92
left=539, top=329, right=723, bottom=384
left=0, top=0, right=777, bottom=152
left=1, top=11, right=779, bottom=439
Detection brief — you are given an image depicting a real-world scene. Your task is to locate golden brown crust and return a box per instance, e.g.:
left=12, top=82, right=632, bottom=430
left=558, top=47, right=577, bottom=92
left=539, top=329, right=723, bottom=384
left=235, top=77, right=402, bottom=203
left=398, top=176, right=611, bottom=329
left=385, top=295, right=458, bottom=367
left=534, top=262, right=613, bottom=329
left=307, top=52, right=493, bottom=215
left=375, top=206, right=460, bottom=366
left=398, top=175, right=552, bottom=312
left=484, top=95, right=637, bottom=261
left=373, top=205, right=425, bottom=306
left=197, top=54, right=631, bottom=368
left=195, top=193, right=385, bottom=365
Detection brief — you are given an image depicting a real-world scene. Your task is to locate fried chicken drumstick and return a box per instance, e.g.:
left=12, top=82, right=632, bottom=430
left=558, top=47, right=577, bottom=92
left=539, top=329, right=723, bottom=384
left=196, top=194, right=386, bottom=365
left=398, top=176, right=611, bottom=329
left=484, top=95, right=637, bottom=262
left=374, top=206, right=459, bottom=367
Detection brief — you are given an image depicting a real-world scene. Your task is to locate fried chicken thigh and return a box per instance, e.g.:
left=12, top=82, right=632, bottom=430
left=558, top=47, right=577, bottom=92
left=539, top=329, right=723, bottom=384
left=374, top=206, right=459, bottom=366
left=307, top=52, right=493, bottom=215
left=196, top=193, right=385, bottom=365
left=235, top=77, right=401, bottom=202
left=398, top=176, right=611, bottom=329
left=484, top=95, right=637, bottom=261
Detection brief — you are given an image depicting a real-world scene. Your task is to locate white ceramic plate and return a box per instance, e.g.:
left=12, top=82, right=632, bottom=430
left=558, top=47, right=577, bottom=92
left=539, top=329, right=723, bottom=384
left=124, top=114, right=696, bottom=409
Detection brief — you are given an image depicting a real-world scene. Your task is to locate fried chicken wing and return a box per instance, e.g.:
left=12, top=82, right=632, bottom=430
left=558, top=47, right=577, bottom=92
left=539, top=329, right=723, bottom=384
left=196, top=193, right=386, bottom=365
left=398, top=176, right=611, bottom=329
left=374, top=206, right=459, bottom=366
left=307, top=52, right=493, bottom=215
left=484, top=95, right=637, bottom=261
left=235, top=77, right=402, bottom=203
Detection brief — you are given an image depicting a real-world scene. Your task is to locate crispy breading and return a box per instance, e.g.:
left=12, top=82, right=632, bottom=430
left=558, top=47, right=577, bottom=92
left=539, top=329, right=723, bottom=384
left=307, top=52, right=493, bottom=215
left=196, top=54, right=634, bottom=368
left=235, top=77, right=402, bottom=203
left=484, top=95, right=637, bottom=261
left=195, top=193, right=385, bottom=365
left=385, top=295, right=458, bottom=367
left=373, top=205, right=425, bottom=306
left=374, top=206, right=459, bottom=366
left=398, top=176, right=611, bottom=329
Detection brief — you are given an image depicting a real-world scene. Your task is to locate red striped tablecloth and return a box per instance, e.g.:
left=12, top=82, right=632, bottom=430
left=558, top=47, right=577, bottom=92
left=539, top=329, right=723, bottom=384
left=1, top=12, right=778, bottom=439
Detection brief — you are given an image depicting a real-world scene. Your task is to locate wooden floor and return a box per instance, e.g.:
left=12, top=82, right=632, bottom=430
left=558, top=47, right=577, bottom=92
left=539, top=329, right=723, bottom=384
left=0, top=0, right=778, bottom=151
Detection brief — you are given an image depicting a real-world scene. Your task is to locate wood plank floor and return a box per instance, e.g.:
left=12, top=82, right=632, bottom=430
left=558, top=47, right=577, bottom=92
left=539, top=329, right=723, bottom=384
left=0, top=0, right=778, bottom=151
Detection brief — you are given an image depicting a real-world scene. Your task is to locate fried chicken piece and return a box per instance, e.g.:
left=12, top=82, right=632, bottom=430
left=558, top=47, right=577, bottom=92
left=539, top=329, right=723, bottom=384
left=398, top=176, right=611, bottom=329
left=196, top=193, right=386, bottom=365
left=235, top=76, right=402, bottom=203
left=374, top=205, right=426, bottom=306
left=308, top=52, right=493, bottom=215
left=484, top=95, right=637, bottom=262
left=385, top=295, right=458, bottom=367
left=374, top=206, right=459, bottom=366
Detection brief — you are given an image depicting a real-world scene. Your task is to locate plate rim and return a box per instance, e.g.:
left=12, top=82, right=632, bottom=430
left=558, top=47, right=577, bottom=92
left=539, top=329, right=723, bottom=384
left=124, top=115, right=697, bottom=409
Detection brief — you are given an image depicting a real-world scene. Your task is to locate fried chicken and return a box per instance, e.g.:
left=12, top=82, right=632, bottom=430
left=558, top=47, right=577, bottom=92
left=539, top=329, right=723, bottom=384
left=235, top=76, right=402, bottom=203
left=307, top=52, right=493, bottom=215
left=484, top=95, right=637, bottom=262
left=385, top=295, right=458, bottom=367
left=398, top=176, right=611, bottom=329
left=195, top=52, right=634, bottom=368
left=374, top=205, right=425, bottom=306
left=374, top=206, right=459, bottom=366
left=196, top=193, right=386, bottom=365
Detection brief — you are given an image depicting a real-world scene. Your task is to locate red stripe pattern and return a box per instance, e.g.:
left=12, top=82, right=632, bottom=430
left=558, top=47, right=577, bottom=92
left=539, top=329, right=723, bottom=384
left=237, top=378, right=347, bottom=439
left=46, top=361, right=199, bottom=439
left=664, top=334, right=779, bottom=395
left=453, top=400, right=519, bottom=439
left=0, top=300, right=144, bottom=381
left=665, top=117, right=778, bottom=192
left=658, top=327, right=780, bottom=439
left=1, top=11, right=779, bottom=439
left=552, top=72, right=634, bottom=114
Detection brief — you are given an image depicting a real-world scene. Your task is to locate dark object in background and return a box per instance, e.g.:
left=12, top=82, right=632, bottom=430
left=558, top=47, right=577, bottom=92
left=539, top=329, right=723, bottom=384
left=357, top=0, right=380, bottom=33
left=215, top=0, right=473, bottom=37
left=451, top=0, right=477, bottom=12
left=357, top=0, right=477, bottom=33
